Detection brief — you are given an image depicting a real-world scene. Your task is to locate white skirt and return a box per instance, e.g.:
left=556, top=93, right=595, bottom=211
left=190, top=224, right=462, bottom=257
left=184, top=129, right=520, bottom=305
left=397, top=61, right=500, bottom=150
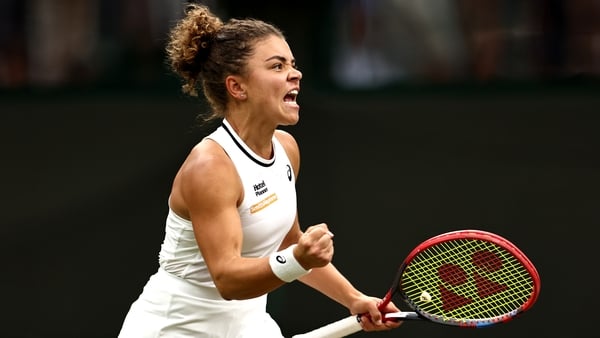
left=118, top=267, right=284, bottom=338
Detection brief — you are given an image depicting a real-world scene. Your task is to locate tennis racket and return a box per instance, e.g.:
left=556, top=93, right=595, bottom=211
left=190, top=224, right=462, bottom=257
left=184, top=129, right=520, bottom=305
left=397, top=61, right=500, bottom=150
left=292, top=229, right=541, bottom=338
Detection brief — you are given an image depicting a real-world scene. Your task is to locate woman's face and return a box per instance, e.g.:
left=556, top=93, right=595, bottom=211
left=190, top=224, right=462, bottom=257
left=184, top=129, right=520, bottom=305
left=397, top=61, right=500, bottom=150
left=243, top=35, right=302, bottom=127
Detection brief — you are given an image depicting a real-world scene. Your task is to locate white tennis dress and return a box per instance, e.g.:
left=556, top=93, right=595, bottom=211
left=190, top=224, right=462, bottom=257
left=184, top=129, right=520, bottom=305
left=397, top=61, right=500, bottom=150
left=118, top=119, right=297, bottom=337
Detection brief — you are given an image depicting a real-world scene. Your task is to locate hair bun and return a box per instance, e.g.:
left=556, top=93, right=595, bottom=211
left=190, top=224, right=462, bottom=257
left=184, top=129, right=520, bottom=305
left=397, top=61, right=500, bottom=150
left=166, top=4, right=223, bottom=95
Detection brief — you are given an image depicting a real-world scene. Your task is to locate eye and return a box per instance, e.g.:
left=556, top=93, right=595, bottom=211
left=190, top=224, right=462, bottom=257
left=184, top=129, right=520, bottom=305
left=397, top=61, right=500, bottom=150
left=272, top=63, right=284, bottom=70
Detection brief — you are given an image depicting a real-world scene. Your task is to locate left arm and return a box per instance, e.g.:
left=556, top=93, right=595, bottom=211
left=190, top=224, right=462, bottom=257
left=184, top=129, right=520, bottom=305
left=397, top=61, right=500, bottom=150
left=275, top=130, right=401, bottom=331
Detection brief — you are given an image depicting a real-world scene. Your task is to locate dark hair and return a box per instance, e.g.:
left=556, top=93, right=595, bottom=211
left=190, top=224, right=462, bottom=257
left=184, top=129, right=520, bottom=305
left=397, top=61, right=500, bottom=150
left=166, top=4, right=284, bottom=122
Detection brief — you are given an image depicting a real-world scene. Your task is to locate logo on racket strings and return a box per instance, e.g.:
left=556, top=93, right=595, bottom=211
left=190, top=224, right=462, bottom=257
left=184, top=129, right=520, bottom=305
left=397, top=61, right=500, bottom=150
left=437, top=249, right=508, bottom=312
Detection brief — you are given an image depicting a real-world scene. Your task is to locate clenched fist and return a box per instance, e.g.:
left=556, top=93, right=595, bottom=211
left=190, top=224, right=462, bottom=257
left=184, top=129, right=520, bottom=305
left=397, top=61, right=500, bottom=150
left=294, top=223, right=335, bottom=269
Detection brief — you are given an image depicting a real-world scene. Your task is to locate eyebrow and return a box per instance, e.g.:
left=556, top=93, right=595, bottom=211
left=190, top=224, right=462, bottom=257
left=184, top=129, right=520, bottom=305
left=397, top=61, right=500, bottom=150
left=264, top=55, right=296, bottom=64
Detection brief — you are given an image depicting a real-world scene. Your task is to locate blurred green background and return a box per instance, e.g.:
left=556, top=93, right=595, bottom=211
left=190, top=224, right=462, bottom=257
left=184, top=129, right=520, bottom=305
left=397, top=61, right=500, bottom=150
left=2, top=1, right=599, bottom=337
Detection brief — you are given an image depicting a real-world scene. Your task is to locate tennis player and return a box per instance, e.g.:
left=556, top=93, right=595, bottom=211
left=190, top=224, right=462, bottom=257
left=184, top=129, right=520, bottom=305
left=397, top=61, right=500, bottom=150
left=118, top=4, right=402, bottom=337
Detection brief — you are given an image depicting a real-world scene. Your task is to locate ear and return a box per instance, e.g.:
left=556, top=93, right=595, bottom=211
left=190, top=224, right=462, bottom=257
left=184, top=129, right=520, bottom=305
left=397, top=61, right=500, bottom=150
left=225, top=75, right=247, bottom=100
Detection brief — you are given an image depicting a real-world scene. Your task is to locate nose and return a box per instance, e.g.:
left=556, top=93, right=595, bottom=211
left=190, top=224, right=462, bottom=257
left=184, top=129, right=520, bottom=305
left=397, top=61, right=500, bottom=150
left=289, top=68, right=302, bottom=81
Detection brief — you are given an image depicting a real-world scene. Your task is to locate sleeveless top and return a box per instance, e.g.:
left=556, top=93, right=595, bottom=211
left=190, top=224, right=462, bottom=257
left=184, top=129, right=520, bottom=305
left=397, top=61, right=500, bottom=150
left=158, top=119, right=297, bottom=287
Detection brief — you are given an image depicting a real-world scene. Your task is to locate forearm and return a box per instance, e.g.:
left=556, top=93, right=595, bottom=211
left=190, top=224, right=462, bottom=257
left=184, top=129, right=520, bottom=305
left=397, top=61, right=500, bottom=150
left=299, top=263, right=364, bottom=312
left=213, top=256, right=285, bottom=300
left=215, top=246, right=311, bottom=300
left=212, top=224, right=330, bottom=300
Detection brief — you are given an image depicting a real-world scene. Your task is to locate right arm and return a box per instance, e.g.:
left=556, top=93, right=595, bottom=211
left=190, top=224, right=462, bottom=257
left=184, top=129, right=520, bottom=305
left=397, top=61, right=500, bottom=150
left=169, top=139, right=331, bottom=300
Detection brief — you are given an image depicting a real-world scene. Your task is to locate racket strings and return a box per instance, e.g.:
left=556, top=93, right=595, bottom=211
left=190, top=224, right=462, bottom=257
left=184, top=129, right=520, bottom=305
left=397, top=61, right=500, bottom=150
left=401, top=239, right=535, bottom=324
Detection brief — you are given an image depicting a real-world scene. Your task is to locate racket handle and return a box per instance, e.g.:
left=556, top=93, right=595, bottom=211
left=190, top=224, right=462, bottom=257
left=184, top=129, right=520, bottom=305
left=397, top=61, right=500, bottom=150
left=291, top=311, right=420, bottom=338
left=291, top=315, right=362, bottom=338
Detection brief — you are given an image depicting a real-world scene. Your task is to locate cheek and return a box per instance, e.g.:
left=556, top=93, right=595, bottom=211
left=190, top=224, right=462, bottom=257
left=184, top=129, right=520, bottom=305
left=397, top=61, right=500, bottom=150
left=252, top=79, right=280, bottom=100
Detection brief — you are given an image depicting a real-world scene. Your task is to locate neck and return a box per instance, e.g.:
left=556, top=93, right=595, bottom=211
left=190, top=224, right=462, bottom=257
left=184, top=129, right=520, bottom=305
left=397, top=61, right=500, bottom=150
left=224, top=117, right=274, bottom=159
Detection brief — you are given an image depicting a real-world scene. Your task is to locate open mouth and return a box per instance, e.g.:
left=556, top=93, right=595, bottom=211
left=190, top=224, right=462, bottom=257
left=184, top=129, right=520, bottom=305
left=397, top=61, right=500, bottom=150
left=284, top=89, right=298, bottom=104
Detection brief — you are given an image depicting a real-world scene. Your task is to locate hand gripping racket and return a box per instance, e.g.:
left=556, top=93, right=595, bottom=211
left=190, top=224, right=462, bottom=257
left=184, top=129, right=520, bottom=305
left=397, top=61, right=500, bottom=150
left=292, top=229, right=541, bottom=338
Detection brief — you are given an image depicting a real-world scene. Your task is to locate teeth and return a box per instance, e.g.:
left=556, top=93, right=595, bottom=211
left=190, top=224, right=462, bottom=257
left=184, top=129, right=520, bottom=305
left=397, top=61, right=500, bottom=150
left=284, top=89, right=299, bottom=104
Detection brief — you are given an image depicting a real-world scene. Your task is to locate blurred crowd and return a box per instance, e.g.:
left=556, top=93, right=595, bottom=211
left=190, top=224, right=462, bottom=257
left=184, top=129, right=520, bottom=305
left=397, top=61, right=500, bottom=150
left=332, top=0, right=600, bottom=88
left=1, top=0, right=599, bottom=89
left=0, top=0, right=190, bottom=88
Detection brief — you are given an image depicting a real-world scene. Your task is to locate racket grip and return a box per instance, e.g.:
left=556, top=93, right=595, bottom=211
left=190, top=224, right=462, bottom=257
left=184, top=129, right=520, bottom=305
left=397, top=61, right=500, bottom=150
left=291, top=315, right=362, bottom=338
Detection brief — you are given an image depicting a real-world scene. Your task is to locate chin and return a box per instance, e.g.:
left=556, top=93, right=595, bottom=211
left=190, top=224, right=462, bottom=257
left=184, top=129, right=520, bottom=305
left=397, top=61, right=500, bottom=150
left=280, top=120, right=299, bottom=127
left=280, top=111, right=300, bottom=126
left=287, top=115, right=300, bottom=126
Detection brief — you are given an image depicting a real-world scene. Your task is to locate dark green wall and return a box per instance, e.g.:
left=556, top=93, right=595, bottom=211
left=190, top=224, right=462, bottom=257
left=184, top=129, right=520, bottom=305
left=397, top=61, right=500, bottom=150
left=2, top=83, right=599, bottom=337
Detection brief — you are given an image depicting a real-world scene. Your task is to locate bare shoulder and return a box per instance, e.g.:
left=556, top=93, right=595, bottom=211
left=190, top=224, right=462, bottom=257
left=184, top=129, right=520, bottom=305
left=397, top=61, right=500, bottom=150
left=170, top=138, right=241, bottom=218
left=274, top=129, right=299, bottom=154
left=274, top=129, right=300, bottom=176
left=184, top=139, right=235, bottom=176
